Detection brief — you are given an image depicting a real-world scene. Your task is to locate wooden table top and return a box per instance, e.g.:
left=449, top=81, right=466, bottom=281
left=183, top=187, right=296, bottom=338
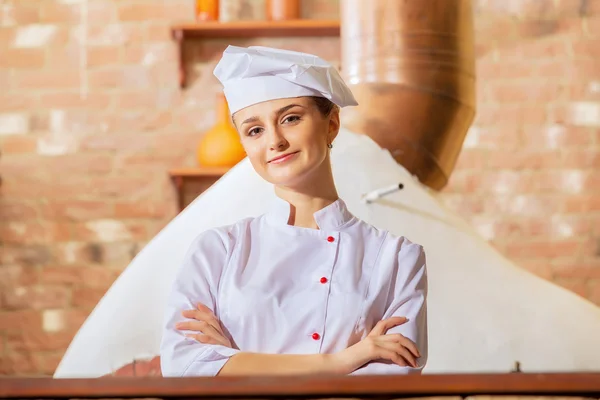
left=1, top=372, right=600, bottom=399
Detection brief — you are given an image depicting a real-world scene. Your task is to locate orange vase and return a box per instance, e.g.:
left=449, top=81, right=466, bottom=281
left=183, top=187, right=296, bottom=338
left=196, top=0, right=219, bottom=21
left=197, top=94, right=246, bottom=168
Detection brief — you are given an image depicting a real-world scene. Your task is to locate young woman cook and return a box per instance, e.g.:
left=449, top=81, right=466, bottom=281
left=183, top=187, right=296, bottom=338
left=160, top=45, right=428, bottom=377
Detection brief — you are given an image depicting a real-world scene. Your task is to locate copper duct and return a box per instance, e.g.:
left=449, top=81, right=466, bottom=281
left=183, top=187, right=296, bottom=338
left=340, top=0, right=476, bottom=190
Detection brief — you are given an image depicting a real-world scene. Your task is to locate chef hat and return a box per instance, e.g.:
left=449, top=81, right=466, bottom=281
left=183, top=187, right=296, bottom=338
left=213, top=45, right=358, bottom=115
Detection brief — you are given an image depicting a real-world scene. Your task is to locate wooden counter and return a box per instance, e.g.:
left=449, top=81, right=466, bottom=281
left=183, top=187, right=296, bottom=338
left=2, top=372, right=600, bottom=399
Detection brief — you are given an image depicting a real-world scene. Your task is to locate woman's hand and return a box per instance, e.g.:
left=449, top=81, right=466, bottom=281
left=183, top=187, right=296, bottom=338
left=175, top=303, right=232, bottom=348
left=332, top=317, right=421, bottom=374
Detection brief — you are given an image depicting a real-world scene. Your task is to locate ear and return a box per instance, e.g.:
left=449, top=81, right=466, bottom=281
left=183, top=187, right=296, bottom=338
left=327, top=108, right=341, bottom=144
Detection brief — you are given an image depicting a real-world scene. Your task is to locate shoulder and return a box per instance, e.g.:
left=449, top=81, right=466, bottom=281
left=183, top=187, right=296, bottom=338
left=351, top=218, right=426, bottom=269
left=186, top=216, right=257, bottom=256
left=352, top=218, right=424, bottom=253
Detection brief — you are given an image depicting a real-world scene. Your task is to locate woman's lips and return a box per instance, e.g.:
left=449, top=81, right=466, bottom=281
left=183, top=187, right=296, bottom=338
left=268, top=151, right=299, bottom=164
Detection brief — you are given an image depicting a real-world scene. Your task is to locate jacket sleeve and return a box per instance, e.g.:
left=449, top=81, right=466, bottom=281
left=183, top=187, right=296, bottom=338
left=351, top=240, right=428, bottom=375
left=160, top=229, right=240, bottom=377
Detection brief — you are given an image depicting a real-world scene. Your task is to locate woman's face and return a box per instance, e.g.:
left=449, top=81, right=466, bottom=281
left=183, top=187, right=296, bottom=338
left=233, top=96, right=339, bottom=187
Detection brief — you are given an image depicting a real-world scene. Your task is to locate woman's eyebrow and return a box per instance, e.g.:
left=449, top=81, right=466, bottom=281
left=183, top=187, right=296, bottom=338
left=240, top=116, right=260, bottom=127
left=275, top=104, right=304, bottom=116
left=239, top=104, right=306, bottom=127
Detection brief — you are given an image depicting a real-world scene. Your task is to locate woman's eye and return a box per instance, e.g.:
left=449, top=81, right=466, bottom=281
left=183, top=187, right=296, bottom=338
left=283, top=115, right=301, bottom=124
left=248, top=127, right=262, bottom=136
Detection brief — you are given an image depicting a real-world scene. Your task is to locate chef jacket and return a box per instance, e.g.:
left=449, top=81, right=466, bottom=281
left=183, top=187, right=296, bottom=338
left=160, top=197, right=428, bottom=376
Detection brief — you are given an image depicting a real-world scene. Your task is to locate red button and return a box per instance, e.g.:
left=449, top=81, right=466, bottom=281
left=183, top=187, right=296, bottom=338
left=312, top=333, right=321, bottom=340
left=327, top=236, right=335, bottom=242
left=320, top=277, right=328, bottom=284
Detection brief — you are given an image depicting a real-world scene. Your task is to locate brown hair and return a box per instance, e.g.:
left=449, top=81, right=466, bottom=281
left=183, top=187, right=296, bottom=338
left=311, top=96, right=338, bottom=117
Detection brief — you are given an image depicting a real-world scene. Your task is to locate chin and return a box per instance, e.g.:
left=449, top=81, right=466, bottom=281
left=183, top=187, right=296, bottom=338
left=268, top=164, right=325, bottom=188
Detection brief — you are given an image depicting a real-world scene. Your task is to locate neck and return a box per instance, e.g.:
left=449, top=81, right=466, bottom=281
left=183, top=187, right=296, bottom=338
left=274, top=161, right=338, bottom=229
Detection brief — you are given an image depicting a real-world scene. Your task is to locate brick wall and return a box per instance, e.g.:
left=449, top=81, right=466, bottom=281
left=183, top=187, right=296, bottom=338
left=443, top=0, right=600, bottom=303
left=0, top=0, right=598, bottom=376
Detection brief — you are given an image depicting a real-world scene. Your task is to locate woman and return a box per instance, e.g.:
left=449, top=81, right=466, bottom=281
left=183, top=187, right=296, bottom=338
left=160, top=45, right=428, bottom=377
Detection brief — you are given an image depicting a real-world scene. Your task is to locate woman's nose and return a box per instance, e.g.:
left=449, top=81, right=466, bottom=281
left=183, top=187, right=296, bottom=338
left=268, top=128, right=288, bottom=150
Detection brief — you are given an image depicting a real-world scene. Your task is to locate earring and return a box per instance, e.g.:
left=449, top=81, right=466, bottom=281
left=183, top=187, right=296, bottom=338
left=327, top=143, right=333, bottom=149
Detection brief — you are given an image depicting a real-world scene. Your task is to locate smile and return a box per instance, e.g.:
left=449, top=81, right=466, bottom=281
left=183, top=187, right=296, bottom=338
left=268, top=151, right=299, bottom=164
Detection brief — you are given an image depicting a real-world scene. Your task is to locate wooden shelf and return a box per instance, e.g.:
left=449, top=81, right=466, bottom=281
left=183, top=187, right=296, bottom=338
left=171, top=19, right=340, bottom=87
left=169, top=167, right=231, bottom=211
left=172, top=19, right=340, bottom=39
left=169, top=166, right=230, bottom=178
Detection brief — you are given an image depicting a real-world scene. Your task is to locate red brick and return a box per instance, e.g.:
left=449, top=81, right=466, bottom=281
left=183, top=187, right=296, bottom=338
left=479, top=170, right=533, bottom=194
left=572, top=37, right=600, bottom=59
left=554, top=277, right=589, bottom=298
left=477, top=60, right=534, bottom=80
left=563, top=194, right=600, bottom=212
left=0, top=200, right=38, bottom=220
left=0, top=265, right=39, bottom=289
left=6, top=329, right=75, bottom=352
left=88, top=67, right=151, bottom=90
left=0, top=310, right=42, bottom=332
left=568, top=80, right=600, bottom=102
left=532, top=170, right=597, bottom=194
left=518, top=20, right=561, bottom=38
left=14, top=70, right=81, bottom=90
left=61, top=308, right=91, bottom=331
left=495, top=217, right=552, bottom=237
left=146, top=23, right=175, bottom=41
left=584, top=14, right=600, bottom=34
left=46, top=44, right=121, bottom=69
left=8, top=2, right=40, bottom=25
left=488, top=81, right=567, bottom=104
left=118, top=2, right=192, bottom=22
left=40, top=265, right=118, bottom=289
left=0, top=246, right=53, bottom=267
left=72, top=286, right=108, bottom=308
left=41, top=200, right=114, bottom=221
left=34, top=154, right=113, bottom=176
left=72, top=220, right=148, bottom=243
left=439, top=194, right=485, bottom=215
left=444, top=170, right=483, bottom=193
left=122, top=43, right=177, bottom=66
left=454, top=149, right=488, bottom=170
left=40, top=1, right=114, bottom=24
left=505, top=239, right=582, bottom=258
left=468, top=126, right=521, bottom=149
left=33, top=351, right=63, bottom=376
left=486, top=194, right=562, bottom=216
left=0, top=135, right=38, bottom=154
left=0, top=352, right=37, bottom=375
left=0, top=221, right=70, bottom=245
left=0, top=93, right=35, bottom=110
left=486, top=150, right=557, bottom=169
left=0, top=49, right=45, bottom=69
left=2, top=285, right=70, bottom=311
left=38, top=92, right=112, bottom=110
left=562, top=150, right=600, bottom=168
left=474, top=106, right=524, bottom=130
left=553, top=259, right=600, bottom=279
left=85, top=176, right=154, bottom=198
left=115, top=200, right=170, bottom=219
left=523, top=125, right=595, bottom=148
left=88, top=46, right=122, bottom=67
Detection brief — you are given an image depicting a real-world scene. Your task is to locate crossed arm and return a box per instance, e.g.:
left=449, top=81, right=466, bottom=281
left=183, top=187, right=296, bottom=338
left=176, top=303, right=421, bottom=376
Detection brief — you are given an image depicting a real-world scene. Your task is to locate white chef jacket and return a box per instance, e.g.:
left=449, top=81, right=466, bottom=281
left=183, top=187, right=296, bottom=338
left=160, top=197, right=428, bottom=376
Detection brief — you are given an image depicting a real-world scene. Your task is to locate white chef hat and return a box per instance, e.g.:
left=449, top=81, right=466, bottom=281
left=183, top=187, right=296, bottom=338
left=213, top=45, right=358, bottom=115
